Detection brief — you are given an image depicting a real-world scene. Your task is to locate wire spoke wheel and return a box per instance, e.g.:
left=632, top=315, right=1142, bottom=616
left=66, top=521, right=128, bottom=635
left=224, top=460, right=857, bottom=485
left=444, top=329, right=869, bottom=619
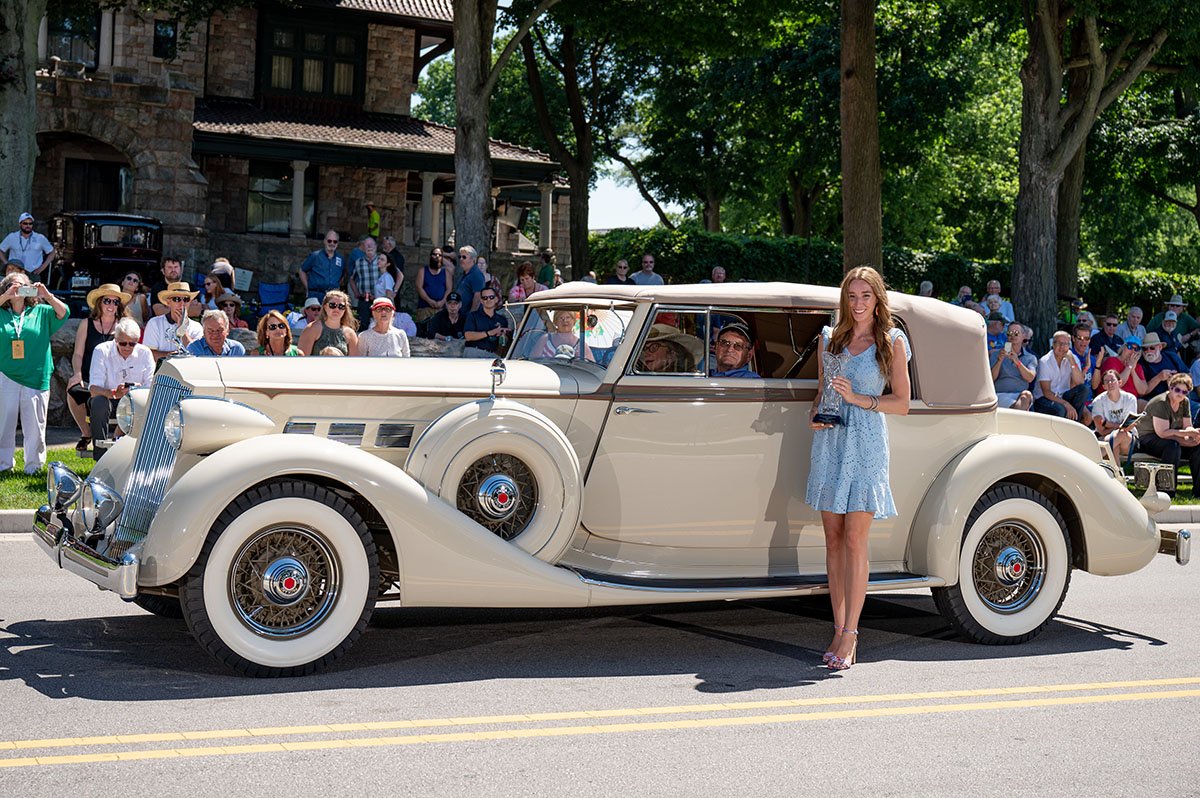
left=971, top=519, right=1047, bottom=613
left=229, top=525, right=340, bottom=639
left=456, top=453, right=538, bottom=541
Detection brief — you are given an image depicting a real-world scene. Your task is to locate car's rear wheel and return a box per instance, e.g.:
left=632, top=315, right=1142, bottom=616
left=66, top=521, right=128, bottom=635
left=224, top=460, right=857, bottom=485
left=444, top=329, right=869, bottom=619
left=179, top=480, right=378, bottom=677
left=931, top=483, right=1071, bottom=644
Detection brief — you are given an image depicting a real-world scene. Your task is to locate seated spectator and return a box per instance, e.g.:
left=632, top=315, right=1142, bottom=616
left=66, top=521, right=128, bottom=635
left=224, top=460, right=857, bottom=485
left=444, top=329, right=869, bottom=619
left=1069, top=323, right=1098, bottom=403
left=583, top=270, right=598, bottom=283
left=251, top=310, right=303, bottom=356
left=1091, top=369, right=1139, bottom=460
left=985, top=312, right=1007, bottom=357
left=1090, top=313, right=1124, bottom=356
left=508, top=261, right=547, bottom=302
left=289, top=297, right=322, bottom=331
left=67, top=283, right=131, bottom=452
left=463, top=287, right=513, bottom=354
left=359, top=297, right=411, bottom=357
left=297, top=290, right=358, bottom=356
left=951, top=285, right=973, bottom=307
left=1139, top=332, right=1184, bottom=400
left=1157, top=311, right=1186, bottom=356
left=187, top=309, right=246, bottom=356
left=1099, top=338, right=1149, bottom=408
left=194, top=268, right=233, bottom=317
left=1065, top=298, right=1088, bottom=326
left=535, top=309, right=594, bottom=361
left=636, top=324, right=702, bottom=373
left=1032, top=331, right=1090, bottom=423
left=215, top=292, right=248, bottom=329
left=990, top=322, right=1036, bottom=411
left=1134, top=372, right=1200, bottom=496
left=1147, top=295, right=1200, bottom=356
left=700, top=266, right=727, bottom=284
left=1116, top=306, right=1146, bottom=343
left=426, top=291, right=466, bottom=341
left=391, top=306, right=418, bottom=338
left=983, top=280, right=1014, bottom=322
left=1076, top=309, right=1098, bottom=332
left=711, top=322, right=759, bottom=378
left=87, top=318, right=153, bottom=455
left=918, top=280, right=933, bottom=297
left=144, top=282, right=203, bottom=360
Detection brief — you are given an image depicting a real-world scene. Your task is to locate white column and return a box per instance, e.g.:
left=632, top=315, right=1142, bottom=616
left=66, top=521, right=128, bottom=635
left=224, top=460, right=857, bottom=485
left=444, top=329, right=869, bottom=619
left=289, top=160, right=309, bottom=238
left=38, top=17, right=48, bottom=62
left=419, top=171, right=436, bottom=247
left=539, top=181, right=554, bottom=252
left=98, top=11, right=114, bottom=69
left=430, top=195, right=443, bottom=248
left=490, top=187, right=502, bottom=251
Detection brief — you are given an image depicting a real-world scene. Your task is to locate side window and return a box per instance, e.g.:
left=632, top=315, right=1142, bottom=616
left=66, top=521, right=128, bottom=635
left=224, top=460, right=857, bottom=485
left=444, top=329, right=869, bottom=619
left=709, top=309, right=832, bottom=379
left=631, top=310, right=708, bottom=375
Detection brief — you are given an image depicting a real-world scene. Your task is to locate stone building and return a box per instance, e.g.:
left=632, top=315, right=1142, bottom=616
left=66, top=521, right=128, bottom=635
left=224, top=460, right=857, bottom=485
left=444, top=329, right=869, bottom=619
left=32, top=0, right=569, bottom=295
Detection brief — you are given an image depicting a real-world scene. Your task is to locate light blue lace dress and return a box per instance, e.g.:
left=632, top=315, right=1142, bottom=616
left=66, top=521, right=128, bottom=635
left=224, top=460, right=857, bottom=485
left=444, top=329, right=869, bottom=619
left=806, top=326, right=911, bottom=519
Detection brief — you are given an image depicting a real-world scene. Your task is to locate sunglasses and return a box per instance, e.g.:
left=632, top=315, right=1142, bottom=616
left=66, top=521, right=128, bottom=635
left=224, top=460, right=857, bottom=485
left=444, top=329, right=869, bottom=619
left=1006, top=330, right=1022, bottom=337
left=480, top=295, right=497, bottom=301
left=101, top=297, right=120, bottom=306
left=373, top=306, right=394, bottom=313
left=116, top=340, right=136, bottom=348
left=716, top=338, right=748, bottom=352
left=325, top=302, right=346, bottom=310
left=1126, top=344, right=1141, bottom=351
left=219, top=302, right=238, bottom=309
left=1104, top=322, right=1117, bottom=327
left=325, top=239, right=339, bottom=244
left=168, top=297, right=189, bottom=304
left=266, top=322, right=287, bottom=331
left=122, top=276, right=140, bottom=283
left=1172, top=387, right=1190, bottom=396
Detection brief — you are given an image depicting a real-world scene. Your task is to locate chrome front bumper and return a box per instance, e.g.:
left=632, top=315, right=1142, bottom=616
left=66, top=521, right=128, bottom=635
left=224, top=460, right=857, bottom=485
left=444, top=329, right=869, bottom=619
left=1158, top=528, right=1191, bottom=566
left=32, top=505, right=139, bottom=598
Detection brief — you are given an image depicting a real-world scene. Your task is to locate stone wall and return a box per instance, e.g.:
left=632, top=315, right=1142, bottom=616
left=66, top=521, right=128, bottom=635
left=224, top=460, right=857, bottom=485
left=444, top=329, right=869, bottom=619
left=206, top=8, right=258, bottom=99
left=364, top=25, right=416, bottom=115
left=317, top=164, right=410, bottom=242
left=111, top=10, right=206, bottom=89
left=200, top=155, right=250, bottom=234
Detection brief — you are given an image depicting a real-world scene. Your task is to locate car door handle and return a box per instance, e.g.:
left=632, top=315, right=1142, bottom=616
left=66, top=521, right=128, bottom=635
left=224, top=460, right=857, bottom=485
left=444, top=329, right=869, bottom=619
left=614, top=406, right=657, bottom=415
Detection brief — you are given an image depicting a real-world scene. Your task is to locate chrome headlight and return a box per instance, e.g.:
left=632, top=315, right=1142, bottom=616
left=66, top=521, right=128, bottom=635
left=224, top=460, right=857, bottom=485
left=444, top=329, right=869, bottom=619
left=47, top=462, right=82, bottom=511
left=164, top=404, right=184, bottom=449
left=116, top=394, right=134, bottom=435
left=79, top=477, right=124, bottom=535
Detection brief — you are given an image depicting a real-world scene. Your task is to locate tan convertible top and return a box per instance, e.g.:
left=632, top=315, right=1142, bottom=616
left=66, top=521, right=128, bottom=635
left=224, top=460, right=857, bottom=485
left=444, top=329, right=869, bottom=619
left=535, top=281, right=995, bottom=408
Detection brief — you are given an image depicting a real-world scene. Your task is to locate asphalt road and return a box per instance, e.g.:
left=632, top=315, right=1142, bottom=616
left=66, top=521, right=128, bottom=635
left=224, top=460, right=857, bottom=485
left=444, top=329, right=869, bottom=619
left=1, top=532, right=1197, bottom=796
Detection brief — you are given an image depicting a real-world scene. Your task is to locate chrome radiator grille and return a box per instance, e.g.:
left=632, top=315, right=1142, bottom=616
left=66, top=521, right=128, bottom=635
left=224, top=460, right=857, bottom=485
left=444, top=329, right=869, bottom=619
left=104, top=375, right=192, bottom=559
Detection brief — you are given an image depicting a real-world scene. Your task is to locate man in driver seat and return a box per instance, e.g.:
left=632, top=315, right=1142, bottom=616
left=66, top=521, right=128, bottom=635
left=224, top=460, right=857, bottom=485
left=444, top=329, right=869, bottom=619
left=711, top=322, right=759, bottom=378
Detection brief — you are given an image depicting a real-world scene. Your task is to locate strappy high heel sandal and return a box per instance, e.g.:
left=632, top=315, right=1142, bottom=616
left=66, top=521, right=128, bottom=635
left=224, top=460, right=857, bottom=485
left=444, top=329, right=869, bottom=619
left=827, top=629, right=858, bottom=671
left=822, top=625, right=842, bottom=664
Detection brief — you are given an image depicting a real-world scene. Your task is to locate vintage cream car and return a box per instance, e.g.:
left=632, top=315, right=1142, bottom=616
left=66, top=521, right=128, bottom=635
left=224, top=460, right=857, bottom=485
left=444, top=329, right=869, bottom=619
left=33, top=282, right=1191, bottom=676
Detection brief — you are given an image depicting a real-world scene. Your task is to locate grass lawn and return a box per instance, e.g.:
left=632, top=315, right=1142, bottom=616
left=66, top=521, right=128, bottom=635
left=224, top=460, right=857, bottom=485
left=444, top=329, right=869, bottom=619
left=0, top=448, right=95, bottom=511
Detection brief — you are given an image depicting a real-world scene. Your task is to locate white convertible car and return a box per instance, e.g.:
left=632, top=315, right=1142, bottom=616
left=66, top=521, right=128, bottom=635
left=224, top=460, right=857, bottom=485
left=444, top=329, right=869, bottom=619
left=33, top=282, right=1190, bottom=676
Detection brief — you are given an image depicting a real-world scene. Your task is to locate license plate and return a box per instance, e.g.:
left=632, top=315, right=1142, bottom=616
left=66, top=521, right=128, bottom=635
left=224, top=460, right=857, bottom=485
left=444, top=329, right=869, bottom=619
left=71, top=276, right=92, bottom=289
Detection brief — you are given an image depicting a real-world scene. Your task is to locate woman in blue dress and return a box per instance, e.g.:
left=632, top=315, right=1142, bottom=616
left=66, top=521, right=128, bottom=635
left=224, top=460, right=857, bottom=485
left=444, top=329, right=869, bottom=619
left=807, top=266, right=911, bottom=671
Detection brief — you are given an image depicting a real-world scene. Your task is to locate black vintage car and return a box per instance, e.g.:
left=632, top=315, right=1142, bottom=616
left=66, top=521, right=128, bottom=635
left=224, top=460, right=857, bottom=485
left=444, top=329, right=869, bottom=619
left=47, top=212, right=163, bottom=312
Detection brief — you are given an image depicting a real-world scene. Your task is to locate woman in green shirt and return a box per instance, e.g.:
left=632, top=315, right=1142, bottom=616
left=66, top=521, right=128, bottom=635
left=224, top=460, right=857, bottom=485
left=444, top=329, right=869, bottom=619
left=1, top=272, right=70, bottom=473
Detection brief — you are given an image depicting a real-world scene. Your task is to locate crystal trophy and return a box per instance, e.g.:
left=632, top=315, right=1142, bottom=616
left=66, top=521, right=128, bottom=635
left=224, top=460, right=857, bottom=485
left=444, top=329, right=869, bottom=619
left=813, top=351, right=851, bottom=426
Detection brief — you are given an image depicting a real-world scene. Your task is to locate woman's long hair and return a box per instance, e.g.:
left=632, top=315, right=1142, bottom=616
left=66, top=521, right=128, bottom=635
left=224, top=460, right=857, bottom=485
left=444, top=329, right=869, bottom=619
left=320, top=289, right=357, bottom=330
left=828, top=265, right=895, bottom=380
left=256, top=310, right=293, bottom=351
left=0, top=273, right=39, bottom=310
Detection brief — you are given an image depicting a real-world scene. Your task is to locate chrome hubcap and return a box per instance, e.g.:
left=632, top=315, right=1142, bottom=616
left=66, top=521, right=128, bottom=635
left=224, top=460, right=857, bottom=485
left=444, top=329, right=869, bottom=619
left=229, top=525, right=340, bottom=638
left=476, top=474, right=520, bottom=521
left=261, top=556, right=309, bottom=605
left=457, top=454, right=538, bottom=541
left=972, top=520, right=1046, bottom=614
left=993, top=546, right=1028, bottom=585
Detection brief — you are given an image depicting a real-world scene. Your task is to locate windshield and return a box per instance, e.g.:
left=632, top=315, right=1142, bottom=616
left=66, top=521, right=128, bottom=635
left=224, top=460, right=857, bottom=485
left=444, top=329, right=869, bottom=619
left=509, top=303, right=632, bottom=367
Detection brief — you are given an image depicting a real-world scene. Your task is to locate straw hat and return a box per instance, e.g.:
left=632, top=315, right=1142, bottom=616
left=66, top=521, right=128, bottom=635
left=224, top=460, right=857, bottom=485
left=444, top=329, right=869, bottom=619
left=157, top=281, right=199, bottom=304
left=86, top=283, right=132, bottom=310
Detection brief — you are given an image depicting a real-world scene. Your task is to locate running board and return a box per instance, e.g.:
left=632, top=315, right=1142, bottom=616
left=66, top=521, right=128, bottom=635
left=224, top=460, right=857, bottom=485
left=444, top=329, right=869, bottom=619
left=569, top=569, right=945, bottom=594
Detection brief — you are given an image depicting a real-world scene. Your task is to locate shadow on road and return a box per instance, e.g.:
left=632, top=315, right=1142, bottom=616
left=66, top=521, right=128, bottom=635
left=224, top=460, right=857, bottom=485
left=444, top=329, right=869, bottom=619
left=0, top=593, right=1166, bottom=700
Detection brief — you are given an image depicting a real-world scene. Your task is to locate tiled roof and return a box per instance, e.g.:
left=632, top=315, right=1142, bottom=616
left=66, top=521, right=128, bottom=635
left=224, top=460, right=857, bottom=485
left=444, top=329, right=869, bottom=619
left=298, top=0, right=453, bottom=22
left=194, top=100, right=553, bottom=164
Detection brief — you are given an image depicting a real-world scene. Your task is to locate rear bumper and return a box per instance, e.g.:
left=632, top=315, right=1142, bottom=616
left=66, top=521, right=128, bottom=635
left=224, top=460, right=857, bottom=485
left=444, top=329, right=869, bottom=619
left=32, top=505, right=139, bottom=598
left=1158, top=528, right=1191, bottom=566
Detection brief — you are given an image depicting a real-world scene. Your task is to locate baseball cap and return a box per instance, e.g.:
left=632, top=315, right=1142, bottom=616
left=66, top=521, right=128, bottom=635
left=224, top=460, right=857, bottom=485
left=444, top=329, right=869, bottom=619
left=720, top=321, right=754, bottom=343
left=303, top=297, right=321, bottom=310
left=371, top=296, right=394, bottom=310
left=18, top=212, right=33, bottom=223
left=1165, top=311, right=1178, bottom=322
left=446, top=291, right=462, bottom=303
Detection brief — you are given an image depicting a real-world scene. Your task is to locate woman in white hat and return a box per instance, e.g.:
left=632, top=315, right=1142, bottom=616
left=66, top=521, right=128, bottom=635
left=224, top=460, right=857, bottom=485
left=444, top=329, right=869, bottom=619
left=144, top=282, right=203, bottom=360
left=66, top=283, right=131, bottom=452
left=635, top=323, right=703, bottom=373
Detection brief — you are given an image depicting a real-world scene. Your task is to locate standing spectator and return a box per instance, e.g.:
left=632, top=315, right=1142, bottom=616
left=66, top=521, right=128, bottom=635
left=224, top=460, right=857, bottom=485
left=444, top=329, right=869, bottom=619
left=583, top=270, right=598, bottom=283
left=298, top=230, right=346, bottom=302
left=186, top=310, right=246, bottom=357
left=701, top=266, right=727, bottom=284
left=150, top=255, right=184, bottom=316
left=508, top=261, right=546, bottom=302
left=1090, top=313, right=1124, bottom=357
left=983, top=280, right=1014, bottom=322
left=348, top=236, right=382, bottom=327
left=288, top=297, right=321, bottom=331
left=380, top=235, right=405, bottom=276
left=951, top=285, right=973, bottom=306
left=0, top=272, right=69, bottom=473
left=456, top=245, right=487, bottom=312
left=477, top=256, right=502, bottom=299
left=1116, top=306, right=1146, bottom=343
left=1134, top=373, right=1200, bottom=496
left=67, top=284, right=130, bottom=452
left=297, top=290, right=358, bottom=356
left=1099, top=338, right=1149, bottom=407
left=0, top=212, right=54, bottom=277
left=536, top=251, right=556, bottom=287
left=365, top=201, right=381, bottom=239
left=215, top=292, right=248, bottom=329
left=632, top=253, right=664, bottom=286
left=415, top=247, right=452, bottom=324
left=1064, top=298, right=1087, bottom=326
left=990, top=322, right=1036, bottom=410
left=426, top=291, right=465, bottom=340
left=463, top=287, right=512, bottom=354
left=1158, top=311, right=1186, bottom=356
left=1147, top=295, right=1200, bottom=353
left=1090, top=369, right=1139, bottom=460
left=985, top=311, right=1007, bottom=357
left=917, top=280, right=934, bottom=297
left=1138, top=332, right=1183, bottom=400
left=1032, top=330, right=1089, bottom=423
left=604, top=259, right=635, bottom=285
left=251, top=310, right=303, bottom=356
left=144, top=282, right=203, bottom=360
left=87, top=318, right=153, bottom=453
left=359, top=297, right=411, bottom=357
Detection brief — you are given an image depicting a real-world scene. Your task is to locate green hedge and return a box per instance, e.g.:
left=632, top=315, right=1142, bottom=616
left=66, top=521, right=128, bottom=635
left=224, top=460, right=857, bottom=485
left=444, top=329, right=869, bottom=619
left=589, top=227, right=1195, bottom=314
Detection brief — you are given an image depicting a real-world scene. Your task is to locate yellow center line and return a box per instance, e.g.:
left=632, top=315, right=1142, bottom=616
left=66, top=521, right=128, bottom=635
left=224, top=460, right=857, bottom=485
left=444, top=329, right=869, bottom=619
left=1, top=686, right=1198, bottom=769
left=1, top=676, right=1199, bottom=754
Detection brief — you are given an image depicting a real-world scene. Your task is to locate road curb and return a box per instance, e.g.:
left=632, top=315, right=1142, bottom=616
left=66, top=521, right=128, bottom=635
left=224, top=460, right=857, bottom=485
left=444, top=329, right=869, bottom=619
left=0, top=509, right=32, bottom=534
left=1155, top=506, right=1200, bottom=524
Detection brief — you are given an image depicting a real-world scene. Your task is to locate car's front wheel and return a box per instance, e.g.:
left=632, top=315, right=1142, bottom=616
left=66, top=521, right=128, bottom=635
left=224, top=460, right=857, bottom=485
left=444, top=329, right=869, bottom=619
left=931, top=483, right=1071, bottom=645
left=180, top=480, right=378, bottom=677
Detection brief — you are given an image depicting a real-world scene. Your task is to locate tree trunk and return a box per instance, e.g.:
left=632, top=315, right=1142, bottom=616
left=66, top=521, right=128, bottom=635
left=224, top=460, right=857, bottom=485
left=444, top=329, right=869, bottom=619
left=0, top=0, right=47, bottom=228
left=453, top=0, right=498, bottom=257
left=566, top=168, right=589, bottom=277
left=1056, top=141, right=1085, bottom=300
left=702, top=193, right=720, bottom=232
left=790, top=172, right=822, bottom=240
left=778, top=192, right=795, bottom=236
left=840, top=0, right=882, bottom=273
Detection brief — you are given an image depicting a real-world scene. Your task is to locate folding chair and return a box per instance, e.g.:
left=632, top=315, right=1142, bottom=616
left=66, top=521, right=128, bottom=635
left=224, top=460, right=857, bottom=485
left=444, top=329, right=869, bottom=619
left=254, top=281, right=292, bottom=321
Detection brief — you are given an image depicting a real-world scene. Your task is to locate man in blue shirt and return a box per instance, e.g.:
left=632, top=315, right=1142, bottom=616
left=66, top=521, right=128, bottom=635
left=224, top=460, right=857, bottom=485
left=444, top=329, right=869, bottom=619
left=456, top=244, right=487, bottom=312
left=463, top=288, right=512, bottom=354
left=186, top=310, right=246, bottom=357
left=298, top=230, right=346, bottom=302
left=711, top=322, right=759, bottom=378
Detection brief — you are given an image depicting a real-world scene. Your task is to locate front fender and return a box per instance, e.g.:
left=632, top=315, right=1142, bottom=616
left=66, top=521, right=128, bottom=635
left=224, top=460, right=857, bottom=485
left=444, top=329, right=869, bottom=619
left=907, top=434, right=1157, bottom=583
left=137, top=435, right=589, bottom=607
